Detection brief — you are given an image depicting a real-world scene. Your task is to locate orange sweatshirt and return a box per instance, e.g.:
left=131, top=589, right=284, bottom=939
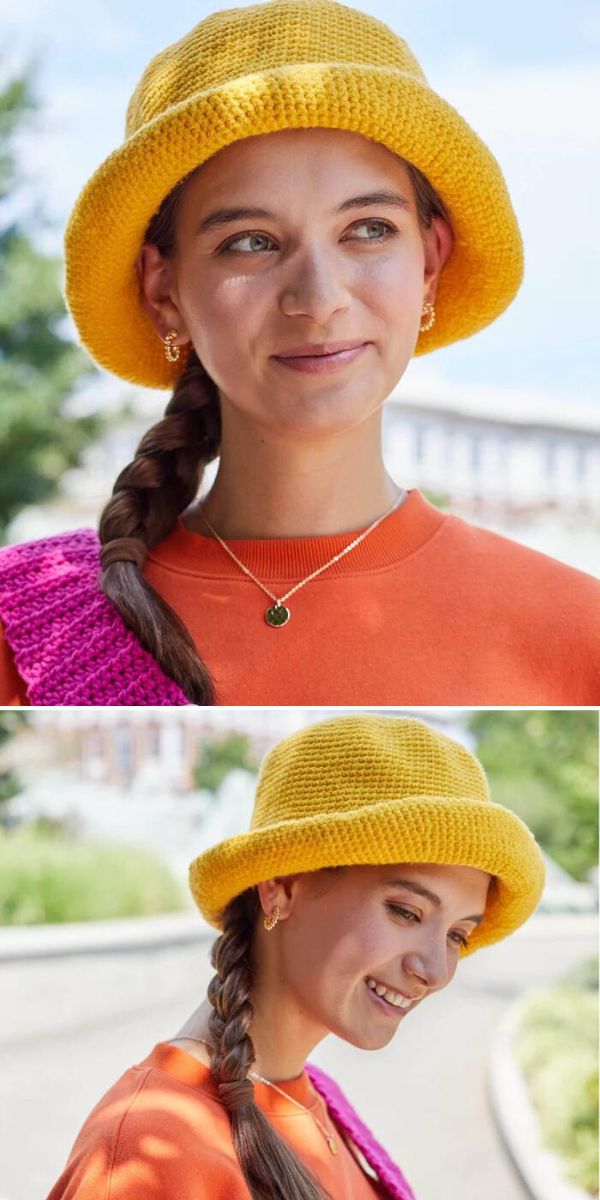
left=45, top=1041, right=388, bottom=1199
left=1, top=489, right=599, bottom=705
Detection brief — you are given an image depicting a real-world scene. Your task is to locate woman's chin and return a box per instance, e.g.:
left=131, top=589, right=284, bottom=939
left=250, top=397, right=386, bottom=439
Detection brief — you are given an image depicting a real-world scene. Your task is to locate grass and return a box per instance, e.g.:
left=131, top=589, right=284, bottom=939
left=0, top=824, right=187, bottom=924
left=514, top=956, right=598, bottom=1196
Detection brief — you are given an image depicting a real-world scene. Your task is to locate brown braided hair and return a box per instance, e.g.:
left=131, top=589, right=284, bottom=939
left=204, top=876, right=349, bottom=1200
left=98, top=153, right=453, bottom=705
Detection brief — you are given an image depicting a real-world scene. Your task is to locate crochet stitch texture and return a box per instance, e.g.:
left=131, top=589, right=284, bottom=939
left=307, top=1062, right=416, bottom=1199
left=64, top=0, right=524, bottom=388
left=0, top=529, right=187, bottom=705
left=189, top=715, right=547, bottom=953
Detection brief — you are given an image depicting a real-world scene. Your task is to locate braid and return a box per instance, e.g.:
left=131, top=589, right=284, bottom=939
left=98, top=348, right=221, bottom=705
left=205, top=889, right=334, bottom=1200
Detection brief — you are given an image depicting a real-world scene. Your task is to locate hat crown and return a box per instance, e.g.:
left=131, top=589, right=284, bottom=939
left=126, top=0, right=427, bottom=138
left=250, top=716, right=491, bottom=831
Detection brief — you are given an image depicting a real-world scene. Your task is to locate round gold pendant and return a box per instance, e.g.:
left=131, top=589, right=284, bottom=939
left=265, top=603, right=291, bottom=627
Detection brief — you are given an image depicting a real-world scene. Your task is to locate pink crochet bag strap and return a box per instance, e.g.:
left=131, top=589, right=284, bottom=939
left=306, top=1062, right=417, bottom=1199
left=0, top=528, right=188, bottom=705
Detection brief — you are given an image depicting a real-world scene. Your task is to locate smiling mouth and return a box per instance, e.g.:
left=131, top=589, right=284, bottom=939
left=364, top=976, right=413, bottom=1012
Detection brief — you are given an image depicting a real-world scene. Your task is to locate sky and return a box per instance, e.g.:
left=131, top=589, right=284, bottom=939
left=3, top=0, right=600, bottom=417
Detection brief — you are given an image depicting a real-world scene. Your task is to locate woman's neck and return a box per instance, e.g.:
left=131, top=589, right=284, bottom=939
left=182, top=407, right=403, bottom=539
left=171, top=995, right=323, bottom=1083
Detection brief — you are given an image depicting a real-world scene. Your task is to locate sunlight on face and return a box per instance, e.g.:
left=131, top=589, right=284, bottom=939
left=164, top=128, right=451, bottom=440
left=271, top=862, right=493, bottom=1051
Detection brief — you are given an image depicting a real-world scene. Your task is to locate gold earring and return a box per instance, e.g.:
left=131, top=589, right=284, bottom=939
left=263, top=905, right=281, bottom=931
left=420, top=301, right=436, bottom=333
left=163, top=329, right=181, bottom=362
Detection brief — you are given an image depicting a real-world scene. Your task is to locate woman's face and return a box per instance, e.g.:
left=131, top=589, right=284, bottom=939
left=257, top=862, right=492, bottom=1051
left=139, top=127, right=453, bottom=438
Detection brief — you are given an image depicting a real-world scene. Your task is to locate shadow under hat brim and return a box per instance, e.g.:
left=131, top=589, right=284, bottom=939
left=64, top=63, right=523, bottom=390
left=188, top=793, right=546, bottom=957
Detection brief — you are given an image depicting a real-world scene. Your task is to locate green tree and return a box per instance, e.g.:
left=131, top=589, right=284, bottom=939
left=0, top=64, right=104, bottom=538
left=468, top=710, right=598, bottom=881
left=193, top=732, right=258, bottom=794
left=0, top=712, right=27, bottom=813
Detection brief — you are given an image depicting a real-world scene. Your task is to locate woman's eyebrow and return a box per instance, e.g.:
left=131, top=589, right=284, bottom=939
left=381, top=875, right=485, bottom=925
left=195, top=188, right=412, bottom=235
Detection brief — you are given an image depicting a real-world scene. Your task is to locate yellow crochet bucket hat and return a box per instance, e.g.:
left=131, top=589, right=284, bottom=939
left=189, top=715, right=546, bottom=958
left=64, top=0, right=524, bottom=390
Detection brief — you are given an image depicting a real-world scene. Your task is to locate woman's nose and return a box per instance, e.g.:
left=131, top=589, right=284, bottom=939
left=279, top=245, right=351, bottom=323
left=403, top=940, right=454, bottom=992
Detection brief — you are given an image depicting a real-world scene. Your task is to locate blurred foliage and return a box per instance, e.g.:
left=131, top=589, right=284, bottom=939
left=567, top=955, right=600, bottom=993
left=515, top=959, right=598, bottom=1195
left=0, top=712, right=27, bottom=810
left=193, top=732, right=258, bottom=794
left=0, top=63, right=105, bottom=538
left=468, top=710, right=598, bottom=880
left=0, top=824, right=187, bottom=923
left=0, top=768, right=20, bottom=808
left=0, top=712, right=28, bottom=746
left=0, top=72, right=33, bottom=200
left=421, top=489, right=450, bottom=510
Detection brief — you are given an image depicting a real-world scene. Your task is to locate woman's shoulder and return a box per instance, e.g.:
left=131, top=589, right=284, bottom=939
left=442, top=509, right=600, bottom=597
left=0, top=528, right=188, bottom=706
left=45, top=1049, right=246, bottom=1200
left=0, top=527, right=101, bottom=625
left=0, top=528, right=101, bottom=708
left=0, top=618, right=29, bottom=705
left=0, top=527, right=100, bottom=575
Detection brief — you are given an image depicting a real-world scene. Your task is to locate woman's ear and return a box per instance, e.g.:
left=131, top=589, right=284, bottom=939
left=421, top=214, right=455, bottom=303
left=135, top=243, right=191, bottom=343
left=256, top=875, right=301, bottom=920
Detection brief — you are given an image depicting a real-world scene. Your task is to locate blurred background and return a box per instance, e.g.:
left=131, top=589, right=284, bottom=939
left=0, top=1, right=599, bottom=572
left=0, top=705, right=597, bottom=1200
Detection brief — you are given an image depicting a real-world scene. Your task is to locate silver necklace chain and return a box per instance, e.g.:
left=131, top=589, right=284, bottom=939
left=196, top=488, right=406, bottom=627
left=172, top=1035, right=338, bottom=1153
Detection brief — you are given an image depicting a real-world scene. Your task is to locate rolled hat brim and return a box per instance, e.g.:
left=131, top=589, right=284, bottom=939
left=65, top=64, right=523, bottom=389
left=188, top=792, right=546, bottom=957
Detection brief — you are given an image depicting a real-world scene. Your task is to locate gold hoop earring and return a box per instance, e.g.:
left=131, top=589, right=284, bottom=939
left=420, top=301, right=436, bottom=333
left=263, top=905, right=281, bottom=931
left=163, top=329, right=181, bottom=362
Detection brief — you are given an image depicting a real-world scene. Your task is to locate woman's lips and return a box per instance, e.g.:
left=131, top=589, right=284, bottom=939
left=272, top=343, right=368, bottom=373
left=364, top=977, right=410, bottom=1019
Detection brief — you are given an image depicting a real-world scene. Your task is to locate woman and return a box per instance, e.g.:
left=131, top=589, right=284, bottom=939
left=1, top=0, right=598, bottom=706
left=45, top=714, right=546, bottom=1199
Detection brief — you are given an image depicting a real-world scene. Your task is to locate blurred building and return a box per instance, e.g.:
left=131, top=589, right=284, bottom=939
left=21, top=708, right=308, bottom=791
left=382, top=391, right=600, bottom=576
left=385, top=394, right=599, bottom=519
left=8, top=381, right=600, bottom=576
left=4, top=708, right=468, bottom=792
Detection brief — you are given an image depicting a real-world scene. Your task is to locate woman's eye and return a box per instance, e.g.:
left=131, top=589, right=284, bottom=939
left=349, top=218, right=397, bottom=241
left=220, top=231, right=274, bottom=254
left=386, top=903, right=470, bottom=950
left=219, top=218, right=397, bottom=255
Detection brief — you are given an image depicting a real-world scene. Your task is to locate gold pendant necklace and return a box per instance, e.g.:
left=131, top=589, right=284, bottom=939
left=177, top=1036, right=337, bottom=1153
left=197, top=490, right=405, bottom=627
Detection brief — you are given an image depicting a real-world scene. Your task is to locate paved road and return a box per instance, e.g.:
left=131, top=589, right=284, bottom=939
left=2, top=915, right=595, bottom=1200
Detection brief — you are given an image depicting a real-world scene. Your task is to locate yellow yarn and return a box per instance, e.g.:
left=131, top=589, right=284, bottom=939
left=189, top=715, right=546, bottom=958
left=64, top=0, right=524, bottom=390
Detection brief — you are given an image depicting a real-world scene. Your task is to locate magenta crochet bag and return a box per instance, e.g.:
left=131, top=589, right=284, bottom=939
left=0, top=529, right=188, bottom=705
left=307, top=1063, right=417, bottom=1199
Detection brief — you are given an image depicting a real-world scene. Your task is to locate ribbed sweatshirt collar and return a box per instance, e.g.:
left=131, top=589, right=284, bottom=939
left=142, top=1042, right=322, bottom=1114
left=147, top=488, right=446, bottom=580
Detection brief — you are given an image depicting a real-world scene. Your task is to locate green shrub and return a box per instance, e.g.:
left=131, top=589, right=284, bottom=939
left=567, top=955, right=599, bottom=993
left=0, top=826, right=187, bottom=924
left=515, top=968, right=599, bottom=1196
